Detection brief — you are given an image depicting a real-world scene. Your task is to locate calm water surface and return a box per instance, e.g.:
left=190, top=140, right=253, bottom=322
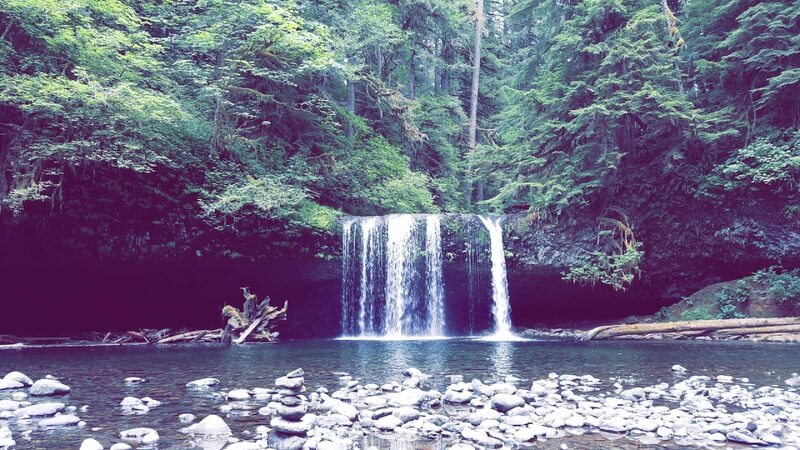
left=0, top=339, right=798, bottom=449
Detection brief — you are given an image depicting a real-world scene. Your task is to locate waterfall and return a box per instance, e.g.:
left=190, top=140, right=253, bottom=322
left=384, top=214, right=418, bottom=336
left=478, top=215, right=514, bottom=338
left=358, top=217, right=381, bottom=335
left=425, top=215, right=444, bottom=336
left=341, top=214, right=446, bottom=338
left=340, top=214, right=515, bottom=338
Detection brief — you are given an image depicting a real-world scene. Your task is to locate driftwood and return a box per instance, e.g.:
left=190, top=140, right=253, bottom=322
left=223, top=287, right=287, bottom=344
left=78, top=288, right=288, bottom=347
left=583, top=317, right=800, bottom=340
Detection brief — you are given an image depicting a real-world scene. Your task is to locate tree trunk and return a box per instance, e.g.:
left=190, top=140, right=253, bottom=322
left=466, top=0, right=485, bottom=204
left=407, top=49, right=416, bottom=100
left=346, top=79, right=356, bottom=144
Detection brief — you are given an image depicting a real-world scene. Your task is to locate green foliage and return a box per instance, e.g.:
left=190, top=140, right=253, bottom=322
left=563, top=242, right=644, bottom=291
left=753, top=267, right=800, bottom=306
left=680, top=307, right=715, bottom=321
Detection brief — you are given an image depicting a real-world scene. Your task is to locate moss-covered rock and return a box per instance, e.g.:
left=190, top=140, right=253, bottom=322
left=656, top=268, right=800, bottom=321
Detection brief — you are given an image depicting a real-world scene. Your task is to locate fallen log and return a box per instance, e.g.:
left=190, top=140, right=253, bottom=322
left=711, top=324, right=800, bottom=336
left=158, top=329, right=217, bottom=344
left=583, top=317, right=800, bottom=340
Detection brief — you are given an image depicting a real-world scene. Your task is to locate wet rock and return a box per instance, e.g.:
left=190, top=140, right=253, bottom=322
left=672, top=365, right=687, bottom=373
left=727, top=430, right=767, bottom=445
left=193, top=414, right=232, bottom=437
left=392, top=406, right=420, bottom=423
left=14, top=402, right=65, bottom=417
left=226, top=389, right=251, bottom=401
left=3, top=371, right=33, bottom=387
left=225, top=442, right=261, bottom=450
left=39, top=414, right=81, bottom=427
left=620, top=388, right=645, bottom=402
left=489, top=393, right=524, bottom=412
left=0, top=426, right=14, bottom=448
left=286, top=368, right=304, bottom=378
left=268, top=432, right=306, bottom=450
left=375, top=414, right=403, bottom=430
left=186, top=378, right=220, bottom=389
left=0, top=401, right=18, bottom=412
left=80, top=438, right=104, bottom=450
left=444, top=390, right=473, bottom=404
left=0, top=380, right=23, bottom=391
left=391, top=388, right=426, bottom=406
left=271, top=414, right=316, bottom=435
left=276, top=376, right=304, bottom=391
left=179, top=413, right=196, bottom=424
left=461, top=428, right=503, bottom=447
left=599, top=416, right=629, bottom=433
left=120, top=427, right=158, bottom=443
left=467, top=409, right=501, bottom=426
left=29, top=379, right=71, bottom=396
left=141, top=397, right=161, bottom=408
left=277, top=404, right=307, bottom=420
left=331, top=402, right=358, bottom=421
left=142, top=431, right=159, bottom=445
left=124, top=377, right=145, bottom=385
left=120, top=397, right=148, bottom=413
left=109, top=444, right=132, bottom=450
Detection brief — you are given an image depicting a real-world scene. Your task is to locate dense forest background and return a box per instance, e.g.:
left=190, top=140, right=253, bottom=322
left=0, top=0, right=798, bottom=313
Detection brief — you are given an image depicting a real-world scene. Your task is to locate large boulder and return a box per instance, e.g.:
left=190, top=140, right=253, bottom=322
left=38, top=414, right=81, bottom=427
left=3, top=371, right=32, bottom=387
left=14, top=402, right=65, bottom=417
left=29, top=379, right=71, bottom=396
left=489, top=393, right=525, bottom=412
left=193, top=415, right=232, bottom=437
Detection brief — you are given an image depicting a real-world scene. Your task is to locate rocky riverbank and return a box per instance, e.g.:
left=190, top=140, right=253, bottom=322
left=2, top=364, right=800, bottom=449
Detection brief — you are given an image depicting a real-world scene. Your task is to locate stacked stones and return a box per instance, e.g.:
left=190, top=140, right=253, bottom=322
left=269, top=368, right=316, bottom=450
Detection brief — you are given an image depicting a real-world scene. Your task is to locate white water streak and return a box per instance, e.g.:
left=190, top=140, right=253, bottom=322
left=479, top=215, right=514, bottom=339
left=425, top=215, right=445, bottom=336
left=384, top=214, right=417, bottom=337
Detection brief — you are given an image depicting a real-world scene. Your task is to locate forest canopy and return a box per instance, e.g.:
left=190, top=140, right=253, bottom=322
left=0, top=0, right=798, bottom=268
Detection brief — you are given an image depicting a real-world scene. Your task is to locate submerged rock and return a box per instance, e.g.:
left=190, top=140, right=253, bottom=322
left=29, top=379, right=71, bottom=396
left=186, top=378, right=221, bottom=389
left=14, top=402, right=65, bottom=417
left=38, top=414, right=81, bottom=427
left=120, top=427, right=158, bottom=442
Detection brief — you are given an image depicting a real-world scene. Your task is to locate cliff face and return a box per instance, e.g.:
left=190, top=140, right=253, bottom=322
left=1, top=194, right=797, bottom=338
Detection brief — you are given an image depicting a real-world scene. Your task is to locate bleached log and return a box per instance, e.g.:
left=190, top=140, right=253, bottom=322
left=583, top=317, right=800, bottom=340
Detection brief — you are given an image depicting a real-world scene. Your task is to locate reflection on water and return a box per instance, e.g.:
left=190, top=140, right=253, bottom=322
left=491, top=340, right=513, bottom=377
left=0, top=339, right=798, bottom=448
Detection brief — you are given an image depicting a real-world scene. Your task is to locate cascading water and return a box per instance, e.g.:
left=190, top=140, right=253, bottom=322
left=478, top=215, right=515, bottom=339
left=341, top=214, right=446, bottom=338
left=341, top=214, right=517, bottom=339
left=384, top=214, right=418, bottom=336
left=425, top=216, right=444, bottom=336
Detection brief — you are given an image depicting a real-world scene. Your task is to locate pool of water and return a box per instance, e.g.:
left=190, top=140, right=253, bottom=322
left=1, top=339, right=798, bottom=448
